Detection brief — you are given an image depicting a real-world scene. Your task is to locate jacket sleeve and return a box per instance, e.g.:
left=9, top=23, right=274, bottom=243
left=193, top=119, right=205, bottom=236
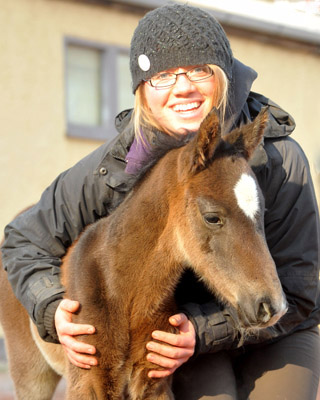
left=1, top=142, right=120, bottom=342
left=181, top=136, right=320, bottom=355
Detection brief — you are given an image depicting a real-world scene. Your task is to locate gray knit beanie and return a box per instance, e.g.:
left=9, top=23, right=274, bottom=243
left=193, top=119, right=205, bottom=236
left=130, top=3, right=233, bottom=93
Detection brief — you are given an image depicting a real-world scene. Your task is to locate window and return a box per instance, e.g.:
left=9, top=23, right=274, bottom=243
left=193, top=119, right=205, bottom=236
left=65, top=38, right=134, bottom=141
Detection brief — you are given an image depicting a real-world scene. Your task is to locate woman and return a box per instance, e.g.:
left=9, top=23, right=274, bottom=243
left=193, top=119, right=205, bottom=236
left=2, top=4, right=320, bottom=399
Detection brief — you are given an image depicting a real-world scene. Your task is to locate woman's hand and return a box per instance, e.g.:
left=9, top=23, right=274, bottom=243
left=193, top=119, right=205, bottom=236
left=146, top=313, right=196, bottom=378
left=55, top=299, right=97, bottom=369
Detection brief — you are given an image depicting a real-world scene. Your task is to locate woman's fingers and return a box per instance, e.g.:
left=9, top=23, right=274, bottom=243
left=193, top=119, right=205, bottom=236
left=146, top=340, right=193, bottom=360
left=55, top=298, right=97, bottom=369
left=63, top=346, right=97, bottom=369
left=146, top=313, right=196, bottom=378
left=58, top=321, right=95, bottom=337
left=59, top=299, right=80, bottom=314
left=147, top=350, right=182, bottom=369
left=59, top=331, right=96, bottom=355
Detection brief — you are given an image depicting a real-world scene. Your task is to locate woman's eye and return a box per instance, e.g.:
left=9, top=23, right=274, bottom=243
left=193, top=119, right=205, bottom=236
left=190, top=67, right=207, bottom=76
left=193, top=67, right=205, bottom=73
left=158, top=73, right=172, bottom=80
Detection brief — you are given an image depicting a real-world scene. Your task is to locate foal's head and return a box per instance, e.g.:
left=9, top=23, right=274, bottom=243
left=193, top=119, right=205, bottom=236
left=172, top=108, right=287, bottom=329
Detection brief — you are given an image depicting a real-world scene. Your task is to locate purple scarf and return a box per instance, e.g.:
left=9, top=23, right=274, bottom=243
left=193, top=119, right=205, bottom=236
left=125, top=134, right=152, bottom=175
left=125, top=129, right=196, bottom=175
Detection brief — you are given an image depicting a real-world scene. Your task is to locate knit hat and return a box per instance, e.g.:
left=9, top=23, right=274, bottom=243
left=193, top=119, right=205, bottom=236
left=130, top=3, right=233, bottom=93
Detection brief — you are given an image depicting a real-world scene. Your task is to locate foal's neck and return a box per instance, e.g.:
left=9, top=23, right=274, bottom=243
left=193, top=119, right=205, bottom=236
left=106, top=151, right=185, bottom=320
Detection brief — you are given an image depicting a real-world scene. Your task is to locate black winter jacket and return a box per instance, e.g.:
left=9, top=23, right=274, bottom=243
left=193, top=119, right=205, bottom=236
left=2, top=60, right=320, bottom=353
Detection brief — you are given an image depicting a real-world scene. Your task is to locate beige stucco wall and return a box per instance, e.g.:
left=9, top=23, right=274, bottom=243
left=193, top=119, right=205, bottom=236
left=0, top=0, right=141, bottom=236
left=0, top=0, right=319, bottom=240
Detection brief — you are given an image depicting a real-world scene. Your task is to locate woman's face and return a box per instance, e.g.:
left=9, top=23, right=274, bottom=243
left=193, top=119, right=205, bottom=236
left=143, top=65, right=216, bottom=136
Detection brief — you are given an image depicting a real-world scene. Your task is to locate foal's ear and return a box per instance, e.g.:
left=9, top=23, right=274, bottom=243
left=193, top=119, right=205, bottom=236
left=190, top=108, right=221, bottom=174
left=224, top=107, right=269, bottom=160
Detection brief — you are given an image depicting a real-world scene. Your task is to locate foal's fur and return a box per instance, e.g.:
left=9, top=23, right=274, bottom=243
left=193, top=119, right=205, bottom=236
left=0, top=109, right=286, bottom=399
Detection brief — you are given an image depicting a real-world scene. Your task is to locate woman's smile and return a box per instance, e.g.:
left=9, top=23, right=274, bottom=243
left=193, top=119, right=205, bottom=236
left=172, top=101, right=201, bottom=112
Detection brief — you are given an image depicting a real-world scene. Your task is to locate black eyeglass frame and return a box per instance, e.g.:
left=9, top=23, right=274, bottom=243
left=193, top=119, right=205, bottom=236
left=145, top=65, right=214, bottom=89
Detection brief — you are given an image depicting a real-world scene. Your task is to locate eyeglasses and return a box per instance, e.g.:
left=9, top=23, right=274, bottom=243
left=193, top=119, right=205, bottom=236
left=146, top=65, right=214, bottom=89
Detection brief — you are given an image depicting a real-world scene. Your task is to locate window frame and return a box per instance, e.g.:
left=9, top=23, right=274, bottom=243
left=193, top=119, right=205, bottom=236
left=64, top=36, right=132, bottom=141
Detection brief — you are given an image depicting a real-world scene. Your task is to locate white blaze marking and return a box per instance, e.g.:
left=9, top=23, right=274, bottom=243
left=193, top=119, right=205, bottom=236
left=234, top=174, right=259, bottom=220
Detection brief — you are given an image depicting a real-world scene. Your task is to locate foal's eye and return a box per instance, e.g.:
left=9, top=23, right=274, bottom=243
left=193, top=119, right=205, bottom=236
left=203, top=214, right=223, bottom=226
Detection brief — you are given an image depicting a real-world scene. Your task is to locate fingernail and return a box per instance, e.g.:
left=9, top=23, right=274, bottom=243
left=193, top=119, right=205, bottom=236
left=152, top=331, right=159, bottom=339
left=90, top=360, right=96, bottom=366
left=146, top=342, right=154, bottom=350
left=88, top=327, right=95, bottom=334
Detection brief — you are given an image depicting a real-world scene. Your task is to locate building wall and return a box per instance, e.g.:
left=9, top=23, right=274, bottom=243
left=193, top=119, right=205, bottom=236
left=0, top=0, right=142, bottom=234
left=0, top=0, right=319, bottom=239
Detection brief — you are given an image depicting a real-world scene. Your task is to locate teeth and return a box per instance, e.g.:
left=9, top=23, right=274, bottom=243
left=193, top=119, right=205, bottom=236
left=173, top=102, right=200, bottom=112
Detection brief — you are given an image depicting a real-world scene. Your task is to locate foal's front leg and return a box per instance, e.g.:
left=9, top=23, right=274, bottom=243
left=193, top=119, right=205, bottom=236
left=143, top=379, right=175, bottom=400
left=65, top=365, right=118, bottom=400
left=128, top=364, right=174, bottom=400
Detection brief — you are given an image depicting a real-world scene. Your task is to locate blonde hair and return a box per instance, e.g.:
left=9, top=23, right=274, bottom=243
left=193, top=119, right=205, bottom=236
left=131, top=64, right=229, bottom=143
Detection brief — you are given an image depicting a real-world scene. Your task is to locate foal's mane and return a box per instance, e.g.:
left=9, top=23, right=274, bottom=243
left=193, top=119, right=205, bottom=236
left=134, top=129, right=196, bottom=181
left=137, top=130, right=250, bottom=183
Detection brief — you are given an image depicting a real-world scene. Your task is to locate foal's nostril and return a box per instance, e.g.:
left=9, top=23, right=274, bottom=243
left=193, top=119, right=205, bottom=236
left=257, top=302, right=272, bottom=323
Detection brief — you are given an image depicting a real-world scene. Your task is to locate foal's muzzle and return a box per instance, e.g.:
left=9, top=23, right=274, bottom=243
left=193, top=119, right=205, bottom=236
left=238, top=293, right=288, bottom=328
